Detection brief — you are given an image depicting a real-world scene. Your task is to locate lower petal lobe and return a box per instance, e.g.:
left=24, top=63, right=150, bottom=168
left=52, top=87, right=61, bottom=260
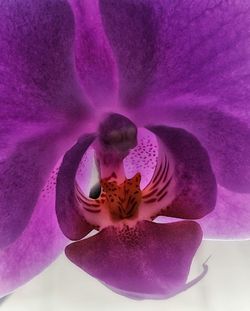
left=66, top=220, right=203, bottom=299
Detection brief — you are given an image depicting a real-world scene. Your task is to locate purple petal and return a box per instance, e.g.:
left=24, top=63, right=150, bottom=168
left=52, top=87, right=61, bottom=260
left=99, top=0, right=158, bottom=107
left=56, top=134, right=96, bottom=240
left=198, top=185, right=250, bottom=240
left=69, top=0, right=118, bottom=106
left=66, top=220, right=203, bottom=299
left=99, top=0, right=250, bottom=110
left=166, top=106, right=250, bottom=194
left=1, top=0, right=89, bottom=118
left=0, top=164, right=67, bottom=297
left=146, top=126, right=216, bottom=219
left=0, top=0, right=91, bottom=248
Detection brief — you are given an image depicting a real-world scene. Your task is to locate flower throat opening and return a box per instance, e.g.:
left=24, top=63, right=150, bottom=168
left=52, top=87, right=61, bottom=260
left=100, top=172, right=142, bottom=220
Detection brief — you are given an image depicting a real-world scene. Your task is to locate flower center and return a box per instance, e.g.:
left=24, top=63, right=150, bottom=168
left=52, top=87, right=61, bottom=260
left=75, top=113, right=174, bottom=229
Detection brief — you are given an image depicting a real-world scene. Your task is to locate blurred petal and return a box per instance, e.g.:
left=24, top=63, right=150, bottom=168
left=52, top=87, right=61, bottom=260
left=56, top=134, right=96, bottom=240
left=198, top=185, right=250, bottom=240
left=69, top=0, right=118, bottom=106
left=66, top=220, right=203, bottom=299
left=146, top=126, right=216, bottom=219
left=0, top=0, right=91, bottom=248
left=0, top=164, right=67, bottom=297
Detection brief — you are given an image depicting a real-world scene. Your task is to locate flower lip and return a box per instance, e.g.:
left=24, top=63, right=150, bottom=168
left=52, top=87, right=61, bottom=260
left=65, top=220, right=203, bottom=299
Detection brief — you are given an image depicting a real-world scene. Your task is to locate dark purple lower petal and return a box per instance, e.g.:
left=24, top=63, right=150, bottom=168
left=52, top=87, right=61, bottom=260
left=66, top=220, right=203, bottom=299
left=146, top=126, right=217, bottom=219
left=56, top=134, right=96, bottom=240
left=0, top=164, right=67, bottom=297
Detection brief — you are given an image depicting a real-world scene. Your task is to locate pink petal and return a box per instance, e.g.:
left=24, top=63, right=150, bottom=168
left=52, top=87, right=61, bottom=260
left=66, top=220, right=203, bottom=299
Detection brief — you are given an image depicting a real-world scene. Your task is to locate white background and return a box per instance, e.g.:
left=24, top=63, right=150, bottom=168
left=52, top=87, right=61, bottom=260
left=1, top=239, right=250, bottom=311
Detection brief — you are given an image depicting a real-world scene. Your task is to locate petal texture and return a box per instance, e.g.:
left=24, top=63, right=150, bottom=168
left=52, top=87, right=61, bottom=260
left=66, top=220, right=203, bottom=299
left=0, top=164, right=67, bottom=297
left=69, top=0, right=118, bottom=106
left=0, top=0, right=89, bottom=117
left=0, top=0, right=91, bottom=248
left=99, top=0, right=250, bottom=110
left=146, top=126, right=216, bottom=219
left=56, top=134, right=96, bottom=240
left=99, top=0, right=158, bottom=107
left=198, top=185, right=250, bottom=240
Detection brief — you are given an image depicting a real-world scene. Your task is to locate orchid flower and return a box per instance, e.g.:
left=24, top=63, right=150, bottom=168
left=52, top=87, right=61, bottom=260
left=1, top=0, right=250, bottom=301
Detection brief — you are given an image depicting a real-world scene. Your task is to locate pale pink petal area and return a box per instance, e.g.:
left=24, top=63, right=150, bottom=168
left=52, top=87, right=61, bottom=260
left=124, top=128, right=158, bottom=189
left=66, top=220, right=203, bottom=299
left=198, top=185, right=250, bottom=240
